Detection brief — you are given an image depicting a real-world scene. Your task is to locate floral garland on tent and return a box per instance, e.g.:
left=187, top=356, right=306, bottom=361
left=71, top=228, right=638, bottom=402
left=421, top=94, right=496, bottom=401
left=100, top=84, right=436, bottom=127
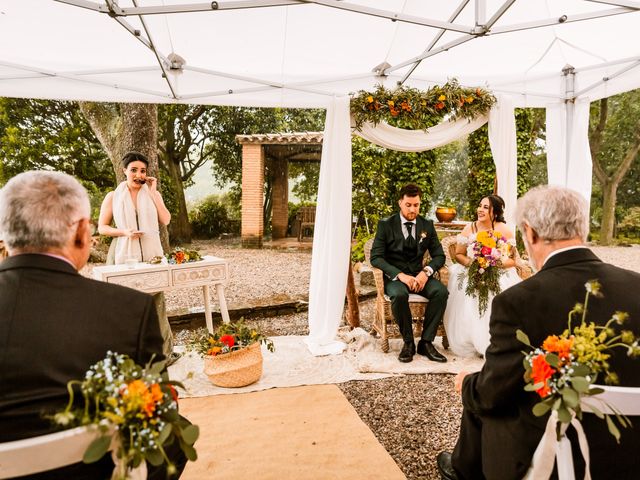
left=350, top=79, right=496, bottom=131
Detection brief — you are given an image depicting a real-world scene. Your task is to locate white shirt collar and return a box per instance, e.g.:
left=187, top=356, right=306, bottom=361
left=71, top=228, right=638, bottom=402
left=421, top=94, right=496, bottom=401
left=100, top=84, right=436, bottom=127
left=399, top=213, right=416, bottom=225
left=543, top=245, right=589, bottom=267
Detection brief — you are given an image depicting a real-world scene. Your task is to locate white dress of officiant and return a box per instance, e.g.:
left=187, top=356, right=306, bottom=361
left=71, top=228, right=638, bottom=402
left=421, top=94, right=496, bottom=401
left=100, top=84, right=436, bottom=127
left=443, top=195, right=521, bottom=358
left=98, top=151, right=172, bottom=355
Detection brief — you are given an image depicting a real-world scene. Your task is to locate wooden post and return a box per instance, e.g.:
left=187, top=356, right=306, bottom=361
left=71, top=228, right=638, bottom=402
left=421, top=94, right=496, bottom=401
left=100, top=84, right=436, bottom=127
left=345, top=252, right=360, bottom=329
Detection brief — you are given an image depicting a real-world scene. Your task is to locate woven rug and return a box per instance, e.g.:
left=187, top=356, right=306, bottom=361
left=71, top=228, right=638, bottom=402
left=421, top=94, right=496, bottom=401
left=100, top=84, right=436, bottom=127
left=169, top=331, right=483, bottom=398
left=178, top=385, right=406, bottom=480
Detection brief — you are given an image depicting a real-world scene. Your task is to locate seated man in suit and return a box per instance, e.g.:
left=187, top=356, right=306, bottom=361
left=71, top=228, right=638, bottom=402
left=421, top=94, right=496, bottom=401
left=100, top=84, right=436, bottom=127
left=0, top=171, right=187, bottom=479
left=370, top=183, right=448, bottom=363
left=437, top=185, right=640, bottom=480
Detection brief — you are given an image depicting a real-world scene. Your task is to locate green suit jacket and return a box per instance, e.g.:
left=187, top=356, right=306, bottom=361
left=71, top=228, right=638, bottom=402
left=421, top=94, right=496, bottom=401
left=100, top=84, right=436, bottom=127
left=370, top=212, right=445, bottom=281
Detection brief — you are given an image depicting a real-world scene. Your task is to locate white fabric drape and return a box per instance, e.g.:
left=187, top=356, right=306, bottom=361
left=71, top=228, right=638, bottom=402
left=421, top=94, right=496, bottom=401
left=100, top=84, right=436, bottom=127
left=112, top=182, right=163, bottom=264
left=304, top=96, right=352, bottom=356
left=524, top=385, right=640, bottom=480
left=488, top=96, right=518, bottom=229
left=546, top=100, right=593, bottom=205
left=353, top=114, right=488, bottom=152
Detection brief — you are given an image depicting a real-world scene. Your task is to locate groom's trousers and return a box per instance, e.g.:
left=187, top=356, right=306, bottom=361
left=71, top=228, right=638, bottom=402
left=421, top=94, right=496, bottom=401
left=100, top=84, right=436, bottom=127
left=385, top=276, right=448, bottom=344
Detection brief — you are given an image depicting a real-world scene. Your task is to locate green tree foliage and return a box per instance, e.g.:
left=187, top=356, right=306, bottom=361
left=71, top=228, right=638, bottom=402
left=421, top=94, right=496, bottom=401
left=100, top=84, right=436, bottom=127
left=589, top=90, right=640, bottom=245
left=0, top=98, right=114, bottom=192
left=189, top=194, right=240, bottom=239
left=465, top=108, right=537, bottom=219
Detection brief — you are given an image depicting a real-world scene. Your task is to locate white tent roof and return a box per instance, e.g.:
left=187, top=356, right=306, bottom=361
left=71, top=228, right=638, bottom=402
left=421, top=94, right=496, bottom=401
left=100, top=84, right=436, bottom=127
left=1, top=0, right=639, bottom=107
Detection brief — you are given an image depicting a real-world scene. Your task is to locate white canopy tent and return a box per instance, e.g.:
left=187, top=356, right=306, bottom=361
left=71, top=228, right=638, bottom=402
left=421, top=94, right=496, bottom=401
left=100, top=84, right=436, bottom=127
left=1, top=0, right=639, bottom=354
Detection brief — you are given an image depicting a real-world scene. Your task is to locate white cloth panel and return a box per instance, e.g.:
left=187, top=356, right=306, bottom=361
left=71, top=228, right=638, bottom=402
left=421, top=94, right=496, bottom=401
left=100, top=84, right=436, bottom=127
left=524, top=385, right=640, bottom=480
left=353, top=114, right=488, bottom=152
left=112, top=181, right=164, bottom=264
left=545, top=100, right=593, bottom=205
left=488, top=96, right=518, bottom=229
left=304, top=96, right=352, bottom=356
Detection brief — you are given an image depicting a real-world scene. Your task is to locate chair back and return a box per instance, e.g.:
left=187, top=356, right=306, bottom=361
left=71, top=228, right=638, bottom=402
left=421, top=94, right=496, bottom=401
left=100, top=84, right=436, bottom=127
left=298, top=206, right=316, bottom=224
left=524, top=385, right=640, bottom=480
left=0, top=426, right=108, bottom=479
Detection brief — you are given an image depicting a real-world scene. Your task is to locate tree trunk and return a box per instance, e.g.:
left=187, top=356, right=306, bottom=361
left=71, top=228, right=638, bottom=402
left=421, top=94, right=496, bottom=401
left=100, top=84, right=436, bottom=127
left=165, top=158, right=192, bottom=243
left=78, top=102, right=169, bottom=251
left=600, top=181, right=618, bottom=245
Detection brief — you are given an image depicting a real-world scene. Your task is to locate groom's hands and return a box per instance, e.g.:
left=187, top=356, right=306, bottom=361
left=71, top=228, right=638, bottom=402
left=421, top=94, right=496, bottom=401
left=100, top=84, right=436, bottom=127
left=398, top=272, right=429, bottom=292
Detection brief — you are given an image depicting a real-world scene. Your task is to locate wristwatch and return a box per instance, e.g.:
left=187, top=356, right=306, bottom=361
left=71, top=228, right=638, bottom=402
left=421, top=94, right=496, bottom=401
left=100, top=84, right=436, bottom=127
left=423, top=266, right=434, bottom=277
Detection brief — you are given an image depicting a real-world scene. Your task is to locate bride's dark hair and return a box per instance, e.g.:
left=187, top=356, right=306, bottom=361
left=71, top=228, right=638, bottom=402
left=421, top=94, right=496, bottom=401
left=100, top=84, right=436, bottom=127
left=485, top=195, right=506, bottom=224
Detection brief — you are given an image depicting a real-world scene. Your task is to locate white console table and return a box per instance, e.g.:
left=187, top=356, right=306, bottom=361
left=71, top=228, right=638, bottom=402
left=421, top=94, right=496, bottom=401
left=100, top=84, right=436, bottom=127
left=92, top=255, right=230, bottom=333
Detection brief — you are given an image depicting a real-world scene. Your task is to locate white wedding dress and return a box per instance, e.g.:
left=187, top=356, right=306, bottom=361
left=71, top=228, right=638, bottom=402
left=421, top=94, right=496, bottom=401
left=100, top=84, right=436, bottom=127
left=443, top=233, right=522, bottom=358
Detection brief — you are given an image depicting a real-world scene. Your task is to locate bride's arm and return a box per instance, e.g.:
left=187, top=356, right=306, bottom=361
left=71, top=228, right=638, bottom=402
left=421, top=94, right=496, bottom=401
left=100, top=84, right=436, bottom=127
left=497, top=224, right=516, bottom=269
left=454, top=242, right=472, bottom=267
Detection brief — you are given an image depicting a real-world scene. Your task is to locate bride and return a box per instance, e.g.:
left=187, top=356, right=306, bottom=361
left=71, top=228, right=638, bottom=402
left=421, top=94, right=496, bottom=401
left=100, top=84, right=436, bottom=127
left=443, top=195, right=521, bottom=357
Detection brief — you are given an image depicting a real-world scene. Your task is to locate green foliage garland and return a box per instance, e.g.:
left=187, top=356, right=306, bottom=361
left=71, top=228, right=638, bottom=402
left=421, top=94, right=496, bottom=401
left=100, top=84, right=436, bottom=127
left=351, top=79, right=496, bottom=131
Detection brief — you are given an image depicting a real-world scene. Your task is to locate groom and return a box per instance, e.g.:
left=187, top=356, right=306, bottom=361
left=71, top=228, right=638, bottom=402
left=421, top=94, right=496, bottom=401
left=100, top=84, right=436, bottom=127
left=370, top=183, right=448, bottom=363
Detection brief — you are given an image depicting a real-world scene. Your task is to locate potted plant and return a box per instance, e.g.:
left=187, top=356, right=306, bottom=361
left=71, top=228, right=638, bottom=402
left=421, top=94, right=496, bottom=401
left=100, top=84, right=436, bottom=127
left=186, top=321, right=275, bottom=388
left=435, top=199, right=457, bottom=223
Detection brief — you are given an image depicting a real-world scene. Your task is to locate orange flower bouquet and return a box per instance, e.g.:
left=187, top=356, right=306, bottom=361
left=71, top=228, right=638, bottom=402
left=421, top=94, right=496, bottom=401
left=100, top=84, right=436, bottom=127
left=517, top=281, right=640, bottom=441
left=53, top=352, right=199, bottom=479
left=165, top=246, right=201, bottom=265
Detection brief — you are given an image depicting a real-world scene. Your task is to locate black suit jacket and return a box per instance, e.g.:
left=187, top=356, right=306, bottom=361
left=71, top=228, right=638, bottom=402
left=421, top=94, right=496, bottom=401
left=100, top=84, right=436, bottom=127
left=370, top=213, right=445, bottom=280
left=0, top=254, right=164, bottom=443
left=461, top=248, right=640, bottom=479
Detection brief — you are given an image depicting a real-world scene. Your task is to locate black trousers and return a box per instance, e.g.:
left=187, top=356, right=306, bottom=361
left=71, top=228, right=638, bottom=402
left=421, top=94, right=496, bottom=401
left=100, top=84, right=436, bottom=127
left=385, top=275, right=448, bottom=344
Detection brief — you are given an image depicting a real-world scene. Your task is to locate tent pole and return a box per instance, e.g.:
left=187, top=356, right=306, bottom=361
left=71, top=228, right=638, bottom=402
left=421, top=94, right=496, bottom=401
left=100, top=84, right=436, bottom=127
left=563, top=65, right=576, bottom=185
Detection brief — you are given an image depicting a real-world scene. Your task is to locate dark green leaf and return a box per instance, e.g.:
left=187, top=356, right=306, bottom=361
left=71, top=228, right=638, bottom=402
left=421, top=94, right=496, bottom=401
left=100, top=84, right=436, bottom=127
left=180, top=441, right=198, bottom=462
left=557, top=406, right=572, bottom=424
left=571, top=365, right=590, bottom=377
left=83, top=435, right=111, bottom=464
left=157, top=423, right=172, bottom=446
left=545, top=353, right=559, bottom=368
left=561, top=387, right=579, bottom=408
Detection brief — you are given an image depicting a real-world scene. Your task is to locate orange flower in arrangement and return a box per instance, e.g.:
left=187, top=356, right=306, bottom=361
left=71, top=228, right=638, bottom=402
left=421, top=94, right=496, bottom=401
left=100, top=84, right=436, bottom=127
left=400, top=100, right=412, bottom=112
left=174, top=250, right=185, bottom=264
left=207, top=345, right=223, bottom=356
left=476, top=88, right=483, bottom=96
left=220, top=334, right=235, bottom=348
left=458, top=97, right=465, bottom=107
left=530, top=354, right=555, bottom=398
left=122, top=380, right=164, bottom=417
left=435, top=102, right=445, bottom=110
left=542, top=335, right=574, bottom=361
left=390, top=106, right=399, bottom=117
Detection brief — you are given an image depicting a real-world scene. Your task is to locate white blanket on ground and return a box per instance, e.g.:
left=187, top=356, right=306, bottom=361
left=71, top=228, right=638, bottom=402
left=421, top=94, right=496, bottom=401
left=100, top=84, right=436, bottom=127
left=112, top=181, right=163, bottom=264
left=169, top=330, right=483, bottom=397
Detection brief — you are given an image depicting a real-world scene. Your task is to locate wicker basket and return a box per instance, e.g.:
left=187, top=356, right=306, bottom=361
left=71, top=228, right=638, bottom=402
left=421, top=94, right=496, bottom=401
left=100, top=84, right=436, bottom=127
left=203, top=342, right=263, bottom=388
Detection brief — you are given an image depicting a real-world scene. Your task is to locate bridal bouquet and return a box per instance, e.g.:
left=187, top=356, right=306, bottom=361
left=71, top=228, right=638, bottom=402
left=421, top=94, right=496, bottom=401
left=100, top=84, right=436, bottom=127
left=459, top=230, right=511, bottom=314
left=53, top=352, right=199, bottom=479
left=517, top=281, right=640, bottom=441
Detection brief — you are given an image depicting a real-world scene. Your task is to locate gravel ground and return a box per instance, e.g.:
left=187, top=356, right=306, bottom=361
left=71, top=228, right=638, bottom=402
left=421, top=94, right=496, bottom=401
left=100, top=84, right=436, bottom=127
left=93, top=240, right=640, bottom=480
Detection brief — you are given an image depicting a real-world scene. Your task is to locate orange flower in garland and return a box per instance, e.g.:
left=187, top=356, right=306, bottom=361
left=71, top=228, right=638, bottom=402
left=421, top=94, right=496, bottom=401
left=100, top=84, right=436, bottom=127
left=530, top=354, right=555, bottom=398
left=435, top=102, right=445, bottom=110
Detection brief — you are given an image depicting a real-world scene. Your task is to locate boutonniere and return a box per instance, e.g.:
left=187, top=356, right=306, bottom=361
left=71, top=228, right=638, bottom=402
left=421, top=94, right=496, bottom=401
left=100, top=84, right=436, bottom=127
left=420, top=231, right=428, bottom=241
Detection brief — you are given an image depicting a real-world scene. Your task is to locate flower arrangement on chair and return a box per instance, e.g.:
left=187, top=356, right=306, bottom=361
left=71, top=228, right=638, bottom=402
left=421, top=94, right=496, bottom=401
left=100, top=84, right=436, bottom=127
left=458, top=230, right=511, bottom=314
left=52, top=352, right=198, bottom=479
left=186, top=321, right=275, bottom=388
left=517, top=281, right=640, bottom=441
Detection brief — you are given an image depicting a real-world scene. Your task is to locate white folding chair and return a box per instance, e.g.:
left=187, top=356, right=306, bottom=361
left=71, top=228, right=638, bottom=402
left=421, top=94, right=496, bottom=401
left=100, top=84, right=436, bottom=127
left=524, top=385, right=640, bottom=480
left=0, top=425, right=145, bottom=479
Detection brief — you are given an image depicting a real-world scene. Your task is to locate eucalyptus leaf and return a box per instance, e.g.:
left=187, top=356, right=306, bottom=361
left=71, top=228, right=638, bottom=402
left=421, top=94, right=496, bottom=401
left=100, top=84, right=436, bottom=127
left=545, top=353, right=560, bottom=368
left=157, top=423, right=172, bottom=445
left=583, top=401, right=605, bottom=419
left=570, top=377, right=590, bottom=393
left=561, top=387, right=579, bottom=408
left=83, top=435, right=111, bottom=464
left=532, top=402, right=551, bottom=417
left=145, top=448, right=164, bottom=467
left=516, top=329, right=532, bottom=347
left=181, top=425, right=200, bottom=445
left=606, top=415, right=621, bottom=443
left=557, top=406, right=572, bottom=424
left=525, top=382, right=543, bottom=392
left=180, top=442, right=198, bottom=462
left=571, top=364, right=590, bottom=377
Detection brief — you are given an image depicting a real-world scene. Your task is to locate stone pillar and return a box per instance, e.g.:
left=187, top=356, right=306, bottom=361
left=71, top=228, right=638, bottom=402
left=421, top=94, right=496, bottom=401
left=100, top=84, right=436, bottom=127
left=271, top=158, right=289, bottom=239
left=241, top=144, right=265, bottom=248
